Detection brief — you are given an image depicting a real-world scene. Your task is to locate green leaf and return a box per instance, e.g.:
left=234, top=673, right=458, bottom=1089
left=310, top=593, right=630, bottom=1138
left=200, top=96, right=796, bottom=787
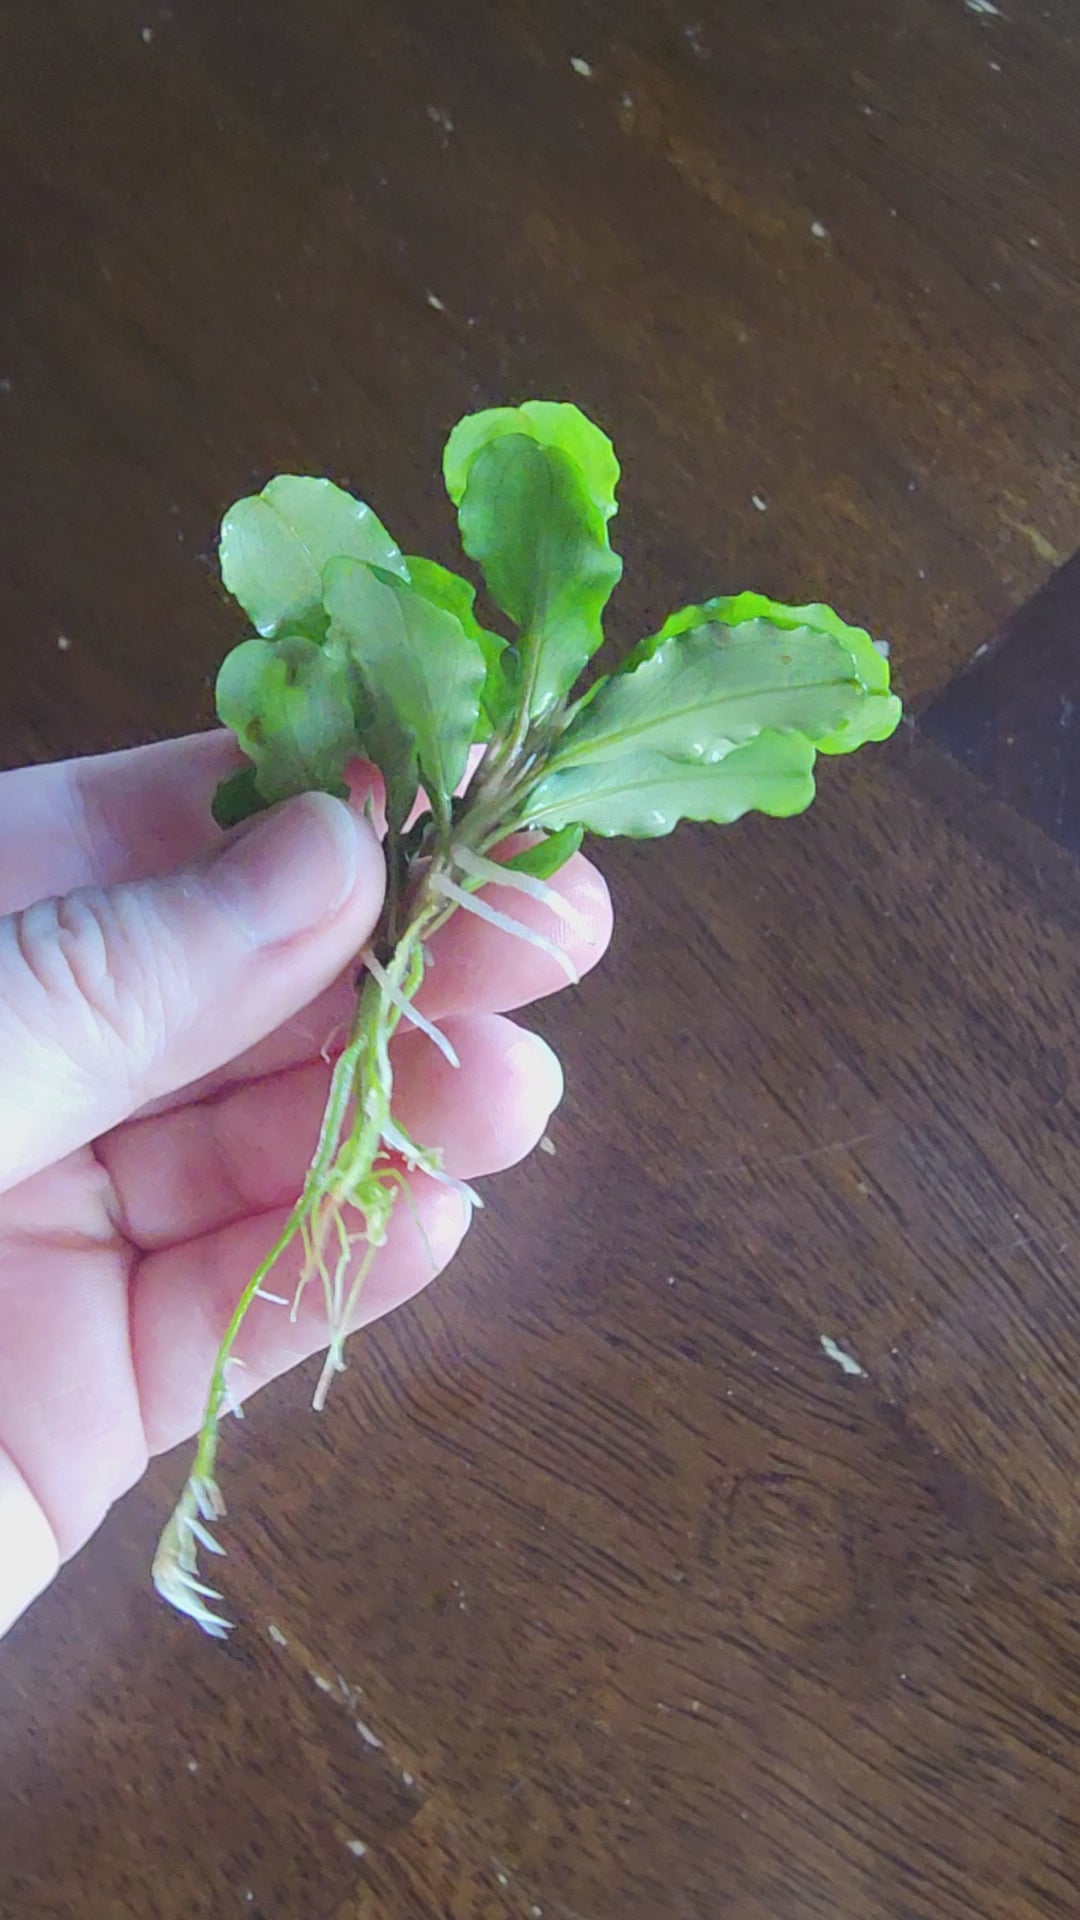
left=220, top=475, right=407, bottom=643
left=444, top=400, right=620, bottom=522
left=456, top=436, right=622, bottom=721
left=404, top=556, right=511, bottom=732
left=324, top=560, right=486, bottom=825
left=523, top=730, right=817, bottom=838
left=215, top=635, right=357, bottom=804
left=502, top=824, right=585, bottom=880
left=210, top=764, right=270, bottom=830
left=629, top=593, right=901, bottom=753
left=518, top=610, right=897, bottom=839
left=547, top=620, right=869, bottom=773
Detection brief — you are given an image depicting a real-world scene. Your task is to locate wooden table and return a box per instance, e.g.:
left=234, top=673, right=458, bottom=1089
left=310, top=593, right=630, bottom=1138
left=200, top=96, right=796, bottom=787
left=3, top=3, right=1080, bottom=1915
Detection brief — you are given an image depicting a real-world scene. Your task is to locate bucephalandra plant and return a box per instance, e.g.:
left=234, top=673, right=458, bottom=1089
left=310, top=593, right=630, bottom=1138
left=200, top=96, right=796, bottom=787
left=153, top=399, right=901, bottom=1633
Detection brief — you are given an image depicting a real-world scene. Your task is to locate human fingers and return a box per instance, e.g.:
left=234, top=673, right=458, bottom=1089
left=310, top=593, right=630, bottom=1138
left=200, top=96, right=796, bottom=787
left=131, top=1177, right=471, bottom=1455
left=133, top=842, right=612, bottom=1118
left=0, top=733, right=386, bottom=916
left=0, top=793, right=384, bottom=1192
left=0, top=732, right=239, bottom=915
left=100, top=1013, right=563, bottom=1250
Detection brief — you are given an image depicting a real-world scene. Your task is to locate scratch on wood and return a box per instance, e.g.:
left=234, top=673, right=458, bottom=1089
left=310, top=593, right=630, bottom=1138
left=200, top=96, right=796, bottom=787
left=722, top=1127, right=889, bottom=1178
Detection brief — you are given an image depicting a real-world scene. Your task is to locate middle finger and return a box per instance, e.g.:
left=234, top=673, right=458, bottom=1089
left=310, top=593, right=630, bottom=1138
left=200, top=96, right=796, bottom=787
left=100, top=1013, right=564, bottom=1251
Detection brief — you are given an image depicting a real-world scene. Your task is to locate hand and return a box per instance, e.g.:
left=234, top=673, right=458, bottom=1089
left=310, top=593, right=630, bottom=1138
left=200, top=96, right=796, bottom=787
left=0, top=732, right=611, bottom=1637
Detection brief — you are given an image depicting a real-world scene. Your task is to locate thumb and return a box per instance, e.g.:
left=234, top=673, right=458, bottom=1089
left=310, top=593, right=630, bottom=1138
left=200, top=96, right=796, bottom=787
left=0, top=792, right=385, bottom=1193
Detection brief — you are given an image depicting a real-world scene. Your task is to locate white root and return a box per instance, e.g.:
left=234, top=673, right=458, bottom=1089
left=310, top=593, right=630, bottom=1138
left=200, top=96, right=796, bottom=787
left=381, top=1116, right=483, bottom=1210
left=452, top=843, right=592, bottom=940
left=361, top=947, right=460, bottom=1066
left=152, top=1488, right=233, bottom=1636
left=185, top=1514, right=226, bottom=1557
left=431, top=873, right=580, bottom=984
left=192, top=1475, right=226, bottom=1523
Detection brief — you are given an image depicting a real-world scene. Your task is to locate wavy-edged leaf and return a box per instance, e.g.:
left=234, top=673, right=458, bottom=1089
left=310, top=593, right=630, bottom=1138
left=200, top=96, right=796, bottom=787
left=457, top=436, right=622, bottom=721
left=524, top=730, right=817, bottom=838
left=547, top=620, right=866, bottom=777
left=324, top=560, right=486, bottom=824
left=404, top=555, right=511, bottom=732
left=629, top=593, right=900, bottom=753
left=215, top=635, right=357, bottom=805
left=444, top=400, right=619, bottom=522
left=220, top=475, right=407, bottom=643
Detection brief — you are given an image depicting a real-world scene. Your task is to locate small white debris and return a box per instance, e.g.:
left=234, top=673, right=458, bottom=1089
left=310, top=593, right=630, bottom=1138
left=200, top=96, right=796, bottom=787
left=345, top=1838, right=369, bottom=1858
left=426, top=291, right=446, bottom=311
left=267, top=1621, right=288, bottom=1647
left=872, top=638, right=890, bottom=659
left=690, top=1699, right=702, bottom=1713
left=860, top=103, right=874, bottom=115
left=988, top=57, right=1002, bottom=69
left=244, top=1893, right=254, bottom=1905
left=402, top=1769, right=415, bottom=1786
left=355, top=1717, right=384, bottom=1750
left=1028, top=236, right=1040, bottom=249
left=621, top=91, right=634, bottom=109
left=255, top=1287, right=288, bottom=1306
left=966, top=0, right=1005, bottom=15
left=496, top=1872, right=510, bottom=1888
left=539, top=1133, right=557, bottom=1155
left=666, top=1274, right=677, bottom=1286
left=531, top=1908, right=544, bottom=1918
left=570, top=56, right=593, bottom=77
left=810, top=219, right=829, bottom=240
left=820, top=1334, right=867, bottom=1378
left=426, top=104, right=454, bottom=135
left=313, top=1673, right=333, bottom=1693
left=683, top=23, right=708, bottom=57
left=186, top=1758, right=199, bottom=1773
left=917, top=566, right=927, bottom=580
left=141, top=24, right=154, bottom=42
left=57, top=633, right=72, bottom=651
left=751, top=493, right=768, bottom=513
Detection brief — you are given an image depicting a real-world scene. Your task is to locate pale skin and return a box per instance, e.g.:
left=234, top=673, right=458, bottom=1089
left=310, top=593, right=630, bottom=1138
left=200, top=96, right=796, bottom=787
left=0, top=731, right=612, bottom=1637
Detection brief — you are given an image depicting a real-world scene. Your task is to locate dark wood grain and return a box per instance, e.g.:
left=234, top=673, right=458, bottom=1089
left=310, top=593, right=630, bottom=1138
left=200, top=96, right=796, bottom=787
left=921, top=549, right=1080, bottom=855
left=3, top=2, right=1080, bottom=1917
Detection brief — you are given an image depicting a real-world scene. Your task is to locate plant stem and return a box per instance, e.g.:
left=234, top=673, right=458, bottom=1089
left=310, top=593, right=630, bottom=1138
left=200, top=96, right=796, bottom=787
left=153, top=728, right=552, bottom=1631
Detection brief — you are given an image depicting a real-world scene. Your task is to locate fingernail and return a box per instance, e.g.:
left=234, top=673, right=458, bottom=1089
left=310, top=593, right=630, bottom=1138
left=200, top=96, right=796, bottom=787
left=210, top=792, right=375, bottom=946
left=512, top=1031, right=565, bottom=1117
